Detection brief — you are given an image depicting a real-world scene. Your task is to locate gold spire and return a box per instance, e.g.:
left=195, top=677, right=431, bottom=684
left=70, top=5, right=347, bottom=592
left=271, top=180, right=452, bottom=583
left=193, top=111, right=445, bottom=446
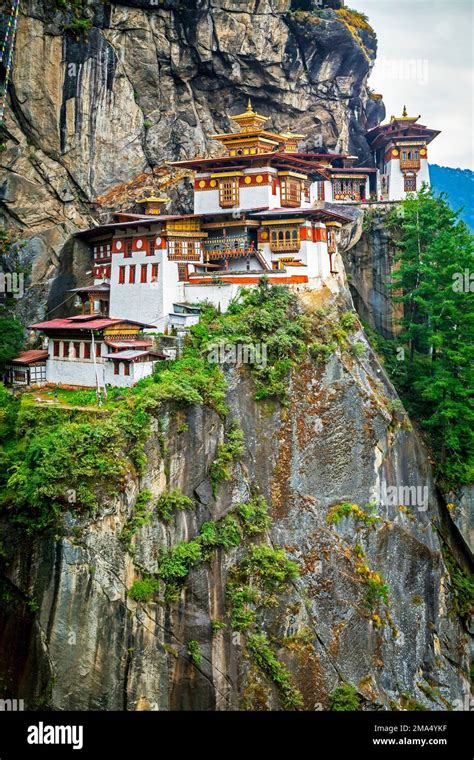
left=230, top=99, right=269, bottom=132
left=390, top=106, right=421, bottom=124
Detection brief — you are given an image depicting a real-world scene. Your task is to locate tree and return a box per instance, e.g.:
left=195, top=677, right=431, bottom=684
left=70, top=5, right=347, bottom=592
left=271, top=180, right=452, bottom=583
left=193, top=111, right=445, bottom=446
left=387, top=187, right=474, bottom=488
left=0, top=229, right=25, bottom=371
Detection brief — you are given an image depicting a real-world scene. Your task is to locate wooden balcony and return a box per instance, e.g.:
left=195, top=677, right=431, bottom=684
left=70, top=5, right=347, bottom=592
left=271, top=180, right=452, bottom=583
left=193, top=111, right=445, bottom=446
left=399, top=158, right=420, bottom=170
left=205, top=246, right=254, bottom=259
left=167, top=253, right=202, bottom=261
left=280, top=197, right=301, bottom=208
left=269, top=239, right=300, bottom=253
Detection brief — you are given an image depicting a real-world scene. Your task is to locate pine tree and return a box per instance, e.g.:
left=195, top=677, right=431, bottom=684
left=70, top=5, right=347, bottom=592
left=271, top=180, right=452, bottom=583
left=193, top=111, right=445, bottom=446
left=386, top=187, right=474, bottom=488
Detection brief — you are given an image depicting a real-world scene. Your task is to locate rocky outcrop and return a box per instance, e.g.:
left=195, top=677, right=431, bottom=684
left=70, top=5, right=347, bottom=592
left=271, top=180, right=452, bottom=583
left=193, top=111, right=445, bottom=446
left=342, top=205, right=403, bottom=339
left=0, top=287, right=470, bottom=711
left=1, top=0, right=384, bottom=324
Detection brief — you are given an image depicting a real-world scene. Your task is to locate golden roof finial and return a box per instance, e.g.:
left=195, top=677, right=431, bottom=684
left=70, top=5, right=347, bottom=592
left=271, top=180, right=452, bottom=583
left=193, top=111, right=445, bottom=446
left=402, top=105, right=408, bottom=117
left=230, top=99, right=269, bottom=132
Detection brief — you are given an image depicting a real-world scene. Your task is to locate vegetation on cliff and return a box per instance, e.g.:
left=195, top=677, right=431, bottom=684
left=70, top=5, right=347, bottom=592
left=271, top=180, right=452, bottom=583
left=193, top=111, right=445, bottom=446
left=0, top=231, right=26, bottom=372
left=369, top=188, right=474, bottom=489
left=0, top=283, right=363, bottom=535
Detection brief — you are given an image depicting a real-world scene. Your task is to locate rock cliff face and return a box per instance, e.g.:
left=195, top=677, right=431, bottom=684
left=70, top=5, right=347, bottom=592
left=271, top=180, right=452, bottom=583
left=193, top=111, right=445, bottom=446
left=0, top=2, right=470, bottom=713
left=0, top=285, right=470, bottom=711
left=1, top=0, right=384, bottom=323
left=341, top=206, right=404, bottom=339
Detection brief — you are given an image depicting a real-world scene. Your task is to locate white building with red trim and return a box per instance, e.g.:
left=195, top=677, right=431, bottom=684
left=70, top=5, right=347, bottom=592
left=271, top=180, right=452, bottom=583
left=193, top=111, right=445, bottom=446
left=16, top=102, right=439, bottom=388
left=28, top=315, right=165, bottom=389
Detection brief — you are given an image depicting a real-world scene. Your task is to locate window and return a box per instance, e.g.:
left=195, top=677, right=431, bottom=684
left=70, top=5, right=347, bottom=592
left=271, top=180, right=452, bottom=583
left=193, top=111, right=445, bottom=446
left=332, top=178, right=363, bottom=200
left=404, top=175, right=417, bottom=192
left=83, top=342, right=91, bottom=359
left=124, top=241, right=132, bottom=258
left=124, top=364, right=130, bottom=376
left=146, top=236, right=155, bottom=255
left=177, top=263, right=189, bottom=282
left=73, top=342, right=81, bottom=359
left=151, top=263, right=159, bottom=282
left=129, top=265, right=136, bottom=284
left=114, top=363, right=119, bottom=375
left=280, top=177, right=301, bottom=207
left=53, top=340, right=60, bottom=358
left=269, top=227, right=300, bottom=252
left=119, top=266, right=125, bottom=284
left=317, top=181, right=325, bottom=201
left=218, top=178, right=239, bottom=208
left=141, top=264, right=148, bottom=283
left=95, top=342, right=101, bottom=358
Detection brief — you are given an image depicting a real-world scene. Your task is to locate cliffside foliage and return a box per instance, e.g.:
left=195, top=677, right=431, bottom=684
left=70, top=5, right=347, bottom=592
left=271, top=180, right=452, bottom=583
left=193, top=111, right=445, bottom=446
left=0, top=231, right=26, bottom=371
left=195, top=281, right=308, bottom=402
left=374, top=188, right=474, bottom=489
left=1, top=398, right=149, bottom=534
left=210, top=422, right=245, bottom=495
left=155, top=489, right=194, bottom=522
left=330, top=683, right=361, bottom=711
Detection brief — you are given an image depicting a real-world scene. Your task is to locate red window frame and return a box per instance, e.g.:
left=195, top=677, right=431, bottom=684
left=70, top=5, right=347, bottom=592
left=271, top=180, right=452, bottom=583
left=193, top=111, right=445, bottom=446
left=95, top=342, right=101, bottom=358
left=129, top=265, right=136, bottom=284
left=140, top=263, right=147, bottom=283
left=146, top=236, right=155, bottom=256
left=151, top=263, right=159, bottom=282
left=83, top=342, right=91, bottom=359
left=53, top=340, right=60, bottom=357
left=73, top=342, right=81, bottom=359
left=177, top=263, right=189, bottom=282
left=124, top=363, right=130, bottom=376
left=124, top=241, right=133, bottom=258
left=119, top=266, right=125, bottom=284
left=114, top=363, right=119, bottom=375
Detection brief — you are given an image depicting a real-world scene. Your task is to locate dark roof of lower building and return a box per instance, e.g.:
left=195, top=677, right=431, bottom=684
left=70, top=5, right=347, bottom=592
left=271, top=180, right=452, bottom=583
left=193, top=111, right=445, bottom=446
left=105, top=349, right=166, bottom=361
left=30, top=316, right=155, bottom=331
left=10, top=349, right=49, bottom=365
left=249, top=207, right=352, bottom=223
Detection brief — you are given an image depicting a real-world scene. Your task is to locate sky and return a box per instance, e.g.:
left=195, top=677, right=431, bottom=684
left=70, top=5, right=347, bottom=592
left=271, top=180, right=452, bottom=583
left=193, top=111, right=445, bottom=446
left=352, top=0, right=473, bottom=170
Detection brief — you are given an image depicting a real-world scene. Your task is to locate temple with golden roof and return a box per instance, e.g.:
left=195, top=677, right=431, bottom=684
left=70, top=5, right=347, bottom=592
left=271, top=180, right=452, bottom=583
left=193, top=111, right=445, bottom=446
left=10, top=101, right=438, bottom=389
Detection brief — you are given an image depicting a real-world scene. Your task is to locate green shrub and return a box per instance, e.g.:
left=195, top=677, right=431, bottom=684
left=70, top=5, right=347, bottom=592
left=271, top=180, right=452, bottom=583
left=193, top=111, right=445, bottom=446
left=65, top=17, right=92, bottom=34
left=247, top=633, right=303, bottom=710
left=215, top=514, right=242, bottom=548
left=226, top=584, right=259, bottom=631
left=327, top=501, right=378, bottom=527
left=120, top=490, right=153, bottom=551
left=309, top=341, right=336, bottom=363
left=155, top=489, right=194, bottom=522
left=158, top=540, right=202, bottom=582
left=351, top=340, right=366, bottom=358
left=240, top=545, right=299, bottom=592
left=238, top=495, right=270, bottom=536
left=340, top=311, right=358, bottom=331
left=210, top=422, right=244, bottom=495
left=128, top=577, right=160, bottom=602
left=187, top=640, right=202, bottom=666
left=330, top=683, right=361, bottom=711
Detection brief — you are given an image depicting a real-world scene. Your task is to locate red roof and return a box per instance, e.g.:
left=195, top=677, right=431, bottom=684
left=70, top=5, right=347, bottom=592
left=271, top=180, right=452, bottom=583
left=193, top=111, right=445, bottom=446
left=105, top=339, right=153, bottom=349
left=10, top=349, right=49, bottom=365
left=327, top=166, right=376, bottom=173
left=30, top=316, right=155, bottom=331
